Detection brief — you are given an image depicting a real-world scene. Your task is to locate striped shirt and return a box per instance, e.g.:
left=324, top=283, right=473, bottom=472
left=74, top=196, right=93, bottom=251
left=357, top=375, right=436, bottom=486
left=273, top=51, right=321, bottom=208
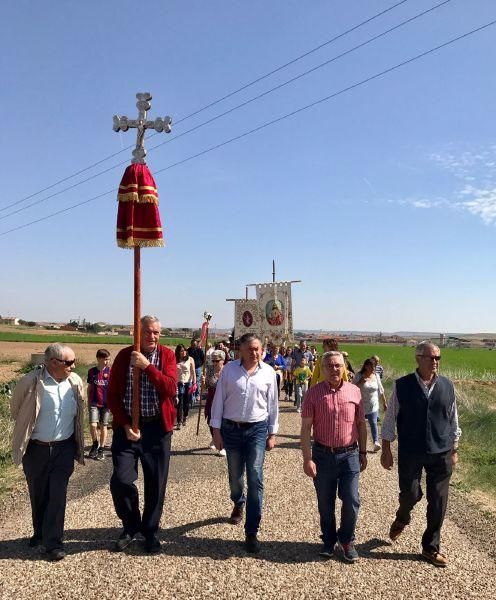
left=302, top=380, right=364, bottom=447
left=124, top=349, right=161, bottom=417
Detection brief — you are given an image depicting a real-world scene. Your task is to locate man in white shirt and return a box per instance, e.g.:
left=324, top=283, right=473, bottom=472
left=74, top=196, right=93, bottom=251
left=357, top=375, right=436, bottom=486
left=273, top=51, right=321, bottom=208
left=211, top=333, right=279, bottom=553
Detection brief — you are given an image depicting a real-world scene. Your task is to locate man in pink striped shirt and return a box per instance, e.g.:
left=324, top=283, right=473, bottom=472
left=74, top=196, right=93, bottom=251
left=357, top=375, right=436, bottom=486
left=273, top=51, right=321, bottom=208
left=301, top=351, right=367, bottom=562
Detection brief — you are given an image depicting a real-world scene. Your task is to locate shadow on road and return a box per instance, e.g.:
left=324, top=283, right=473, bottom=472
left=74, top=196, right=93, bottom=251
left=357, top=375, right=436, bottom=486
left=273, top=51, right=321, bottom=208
left=0, top=521, right=420, bottom=564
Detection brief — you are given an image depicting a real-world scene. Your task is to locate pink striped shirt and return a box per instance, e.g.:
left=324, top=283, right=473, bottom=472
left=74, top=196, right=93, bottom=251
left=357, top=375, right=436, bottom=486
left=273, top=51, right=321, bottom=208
left=302, top=380, right=364, bottom=447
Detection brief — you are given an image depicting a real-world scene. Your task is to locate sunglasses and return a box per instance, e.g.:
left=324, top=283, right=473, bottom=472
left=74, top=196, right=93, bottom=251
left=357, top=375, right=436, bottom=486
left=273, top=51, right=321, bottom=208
left=53, top=358, right=76, bottom=367
left=212, top=359, right=223, bottom=363
left=417, top=355, right=441, bottom=362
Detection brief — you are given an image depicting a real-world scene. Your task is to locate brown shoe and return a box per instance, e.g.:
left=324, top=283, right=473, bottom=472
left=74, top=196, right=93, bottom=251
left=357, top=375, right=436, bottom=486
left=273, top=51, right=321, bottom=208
left=229, top=504, right=244, bottom=525
left=389, top=519, right=406, bottom=541
left=422, top=549, right=448, bottom=567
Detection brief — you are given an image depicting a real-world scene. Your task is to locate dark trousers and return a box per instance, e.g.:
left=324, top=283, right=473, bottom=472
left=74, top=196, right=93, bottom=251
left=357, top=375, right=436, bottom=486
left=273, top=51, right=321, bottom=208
left=396, top=449, right=452, bottom=552
left=22, top=438, right=76, bottom=551
left=176, top=382, right=191, bottom=425
left=110, top=421, right=172, bottom=538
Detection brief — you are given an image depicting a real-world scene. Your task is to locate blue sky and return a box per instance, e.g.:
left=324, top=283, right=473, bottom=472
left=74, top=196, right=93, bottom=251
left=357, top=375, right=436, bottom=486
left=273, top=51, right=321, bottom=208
left=1, top=0, right=495, bottom=333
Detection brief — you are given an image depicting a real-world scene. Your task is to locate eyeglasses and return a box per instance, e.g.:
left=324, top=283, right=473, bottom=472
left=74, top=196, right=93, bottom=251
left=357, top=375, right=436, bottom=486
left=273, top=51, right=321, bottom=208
left=417, top=355, right=441, bottom=362
left=53, top=358, right=76, bottom=367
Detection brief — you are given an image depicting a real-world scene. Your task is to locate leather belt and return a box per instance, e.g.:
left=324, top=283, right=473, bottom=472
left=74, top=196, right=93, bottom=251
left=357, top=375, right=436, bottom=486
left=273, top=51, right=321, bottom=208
left=314, top=441, right=358, bottom=454
left=30, top=437, right=73, bottom=447
left=223, top=419, right=260, bottom=429
left=139, top=415, right=161, bottom=424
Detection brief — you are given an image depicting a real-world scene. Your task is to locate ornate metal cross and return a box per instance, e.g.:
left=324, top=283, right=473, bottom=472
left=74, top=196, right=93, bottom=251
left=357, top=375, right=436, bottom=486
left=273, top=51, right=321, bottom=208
left=113, top=92, right=172, bottom=164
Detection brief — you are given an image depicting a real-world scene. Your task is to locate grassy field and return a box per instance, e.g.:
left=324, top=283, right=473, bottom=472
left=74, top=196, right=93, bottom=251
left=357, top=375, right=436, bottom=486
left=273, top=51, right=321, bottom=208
left=0, top=331, right=192, bottom=347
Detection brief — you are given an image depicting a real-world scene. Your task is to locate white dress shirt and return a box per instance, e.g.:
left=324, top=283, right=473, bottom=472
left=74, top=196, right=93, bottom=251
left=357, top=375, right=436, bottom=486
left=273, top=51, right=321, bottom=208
left=210, top=359, right=279, bottom=434
left=31, top=372, right=77, bottom=442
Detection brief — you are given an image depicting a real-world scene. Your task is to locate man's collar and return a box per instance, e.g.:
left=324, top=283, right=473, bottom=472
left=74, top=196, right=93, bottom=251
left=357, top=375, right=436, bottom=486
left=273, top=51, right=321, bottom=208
left=325, top=379, right=344, bottom=393
left=415, top=369, right=438, bottom=386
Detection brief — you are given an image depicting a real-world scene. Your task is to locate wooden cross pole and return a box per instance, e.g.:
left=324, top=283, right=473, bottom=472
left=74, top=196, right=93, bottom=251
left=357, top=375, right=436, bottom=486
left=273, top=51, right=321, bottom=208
left=113, top=92, right=172, bottom=432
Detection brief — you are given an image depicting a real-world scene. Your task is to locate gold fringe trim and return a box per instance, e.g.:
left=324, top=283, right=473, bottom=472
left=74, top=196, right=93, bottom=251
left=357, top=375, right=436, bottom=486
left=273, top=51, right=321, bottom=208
left=117, top=193, right=159, bottom=204
left=117, top=226, right=162, bottom=232
left=118, top=183, right=158, bottom=192
left=117, top=238, right=165, bottom=248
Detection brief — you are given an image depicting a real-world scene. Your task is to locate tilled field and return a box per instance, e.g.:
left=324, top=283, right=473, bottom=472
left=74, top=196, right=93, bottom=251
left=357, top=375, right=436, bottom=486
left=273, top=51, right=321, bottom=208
left=0, top=400, right=494, bottom=600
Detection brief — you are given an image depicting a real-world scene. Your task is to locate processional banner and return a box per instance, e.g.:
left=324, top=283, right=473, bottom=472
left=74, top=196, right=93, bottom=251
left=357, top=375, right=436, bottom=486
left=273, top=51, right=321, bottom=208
left=255, top=282, right=293, bottom=345
left=234, top=300, right=260, bottom=339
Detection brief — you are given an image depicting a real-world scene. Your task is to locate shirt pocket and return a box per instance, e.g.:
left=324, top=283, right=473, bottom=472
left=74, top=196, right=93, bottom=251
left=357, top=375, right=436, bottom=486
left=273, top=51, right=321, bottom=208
left=338, top=401, right=355, bottom=422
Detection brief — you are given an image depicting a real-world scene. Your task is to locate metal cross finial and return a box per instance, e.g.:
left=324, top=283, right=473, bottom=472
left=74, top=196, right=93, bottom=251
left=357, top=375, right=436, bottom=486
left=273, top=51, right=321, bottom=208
left=113, top=92, right=172, bottom=164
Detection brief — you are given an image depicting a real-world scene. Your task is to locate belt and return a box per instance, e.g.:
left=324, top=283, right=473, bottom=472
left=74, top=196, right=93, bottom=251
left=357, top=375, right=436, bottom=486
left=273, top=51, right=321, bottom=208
left=314, top=441, right=358, bottom=454
left=139, top=415, right=161, bottom=424
left=30, top=436, right=73, bottom=447
left=223, top=419, right=261, bottom=429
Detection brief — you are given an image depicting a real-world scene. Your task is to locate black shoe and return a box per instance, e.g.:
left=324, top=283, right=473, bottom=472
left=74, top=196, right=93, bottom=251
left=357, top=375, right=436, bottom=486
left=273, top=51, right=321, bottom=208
left=114, top=532, right=136, bottom=552
left=229, top=504, right=244, bottom=525
left=28, top=535, right=42, bottom=548
left=45, top=548, right=66, bottom=561
left=144, top=535, right=161, bottom=554
left=319, top=545, right=334, bottom=559
left=88, top=441, right=99, bottom=459
left=245, top=533, right=260, bottom=553
left=96, top=447, right=105, bottom=461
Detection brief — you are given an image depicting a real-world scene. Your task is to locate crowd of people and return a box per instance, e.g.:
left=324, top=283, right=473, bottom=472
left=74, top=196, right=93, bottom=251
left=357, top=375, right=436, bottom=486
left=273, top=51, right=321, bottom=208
left=9, top=322, right=460, bottom=568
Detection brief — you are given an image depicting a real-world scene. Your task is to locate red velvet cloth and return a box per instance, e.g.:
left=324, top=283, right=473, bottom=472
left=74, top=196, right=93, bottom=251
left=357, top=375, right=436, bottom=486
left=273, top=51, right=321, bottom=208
left=116, top=163, right=164, bottom=248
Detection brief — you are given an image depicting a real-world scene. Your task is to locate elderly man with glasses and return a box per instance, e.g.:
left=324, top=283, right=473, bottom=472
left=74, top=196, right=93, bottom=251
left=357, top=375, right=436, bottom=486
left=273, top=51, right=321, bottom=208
left=10, top=343, right=85, bottom=561
left=381, top=341, right=461, bottom=567
left=301, top=351, right=367, bottom=563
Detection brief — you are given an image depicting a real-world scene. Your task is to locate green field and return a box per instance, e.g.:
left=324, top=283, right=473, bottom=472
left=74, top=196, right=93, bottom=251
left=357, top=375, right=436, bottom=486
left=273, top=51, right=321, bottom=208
left=0, top=331, right=189, bottom=348
left=316, top=344, right=495, bottom=381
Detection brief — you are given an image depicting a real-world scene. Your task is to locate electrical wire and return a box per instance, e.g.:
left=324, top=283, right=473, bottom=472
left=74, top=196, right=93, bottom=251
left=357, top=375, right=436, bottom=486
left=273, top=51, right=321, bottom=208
left=1, top=17, right=494, bottom=238
left=0, top=0, right=412, bottom=213
left=0, top=0, right=452, bottom=223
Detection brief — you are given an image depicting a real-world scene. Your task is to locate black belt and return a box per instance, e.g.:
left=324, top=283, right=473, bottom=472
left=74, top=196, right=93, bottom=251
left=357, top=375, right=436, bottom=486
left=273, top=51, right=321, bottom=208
left=223, top=419, right=261, bottom=429
left=314, top=441, right=358, bottom=454
left=30, top=436, right=73, bottom=447
left=140, top=415, right=161, bottom=424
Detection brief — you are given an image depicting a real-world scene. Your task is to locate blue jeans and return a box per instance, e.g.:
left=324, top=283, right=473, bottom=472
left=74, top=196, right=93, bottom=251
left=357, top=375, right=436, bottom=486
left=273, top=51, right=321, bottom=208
left=221, top=419, right=268, bottom=535
left=194, top=367, right=202, bottom=401
left=312, top=445, right=360, bottom=547
left=366, top=411, right=379, bottom=444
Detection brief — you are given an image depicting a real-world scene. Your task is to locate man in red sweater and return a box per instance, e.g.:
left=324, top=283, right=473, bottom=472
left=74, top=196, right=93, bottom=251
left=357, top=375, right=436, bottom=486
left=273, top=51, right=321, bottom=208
left=107, top=315, right=177, bottom=553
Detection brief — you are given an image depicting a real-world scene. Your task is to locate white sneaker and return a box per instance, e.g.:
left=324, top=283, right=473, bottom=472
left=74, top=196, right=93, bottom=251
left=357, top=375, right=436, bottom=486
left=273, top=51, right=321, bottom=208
left=373, top=442, right=381, bottom=452
left=219, top=449, right=227, bottom=457
left=209, top=440, right=216, bottom=450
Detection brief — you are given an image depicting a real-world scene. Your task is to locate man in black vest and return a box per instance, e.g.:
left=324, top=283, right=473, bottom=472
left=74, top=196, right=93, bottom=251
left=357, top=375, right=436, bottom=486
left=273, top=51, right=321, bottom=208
left=380, top=342, right=460, bottom=567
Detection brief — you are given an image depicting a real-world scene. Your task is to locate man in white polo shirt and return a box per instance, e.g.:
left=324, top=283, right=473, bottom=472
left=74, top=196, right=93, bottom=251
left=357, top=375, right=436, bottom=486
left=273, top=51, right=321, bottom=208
left=211, top=333, right=279, bottom=553
left=10, top=343, right=85, bottom=561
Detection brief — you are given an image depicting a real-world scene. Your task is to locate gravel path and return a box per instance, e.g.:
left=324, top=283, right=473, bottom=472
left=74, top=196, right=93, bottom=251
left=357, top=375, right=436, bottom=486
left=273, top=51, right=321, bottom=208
left=0, top=399, right=494, bottom=600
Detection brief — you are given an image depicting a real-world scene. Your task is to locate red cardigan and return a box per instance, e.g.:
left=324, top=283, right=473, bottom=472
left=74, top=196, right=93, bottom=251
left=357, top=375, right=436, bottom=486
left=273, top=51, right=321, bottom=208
left=107, top=344, right=177, bottom=433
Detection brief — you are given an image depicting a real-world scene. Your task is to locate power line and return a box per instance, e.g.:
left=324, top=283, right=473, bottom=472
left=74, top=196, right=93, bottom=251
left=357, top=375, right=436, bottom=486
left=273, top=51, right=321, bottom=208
left=1, top=17, right=494, bottom=238
left=0, top=0, right=452, bottom=223
left=0, top=0, right=412, bottom=213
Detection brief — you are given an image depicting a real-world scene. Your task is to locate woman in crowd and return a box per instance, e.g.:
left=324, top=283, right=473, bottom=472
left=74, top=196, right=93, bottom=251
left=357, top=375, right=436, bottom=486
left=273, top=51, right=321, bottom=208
left=283, top=346, right=294, bottom=399
left=264, top=345, right=287, bottom=395
left=175, top=344, right=196, bottom=429
left=353, top=358, right=387, bottom=451
left=203, top=349, right=226, bottom=456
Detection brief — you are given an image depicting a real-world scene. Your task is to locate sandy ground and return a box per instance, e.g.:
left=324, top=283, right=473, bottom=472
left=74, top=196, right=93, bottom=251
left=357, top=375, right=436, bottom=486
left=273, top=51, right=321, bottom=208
left=0, top=398, right=495, bottom=600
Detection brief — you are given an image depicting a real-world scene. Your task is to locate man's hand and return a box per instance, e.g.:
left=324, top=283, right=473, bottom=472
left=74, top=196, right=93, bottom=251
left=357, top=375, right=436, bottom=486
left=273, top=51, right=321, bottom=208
left=266, top=434, right=276, bottom=451
left=451, top=450, right=459, bottom=466
left=131, top=351, right=150, bottom=370
left=212, top=428, right=223, bottom=451
left=124, top=424, right=141, bottom=442
left=381, top=445, right=394, bottom=470
left=303, top=458, right=317, bottom=479
left=359, top=453, right=367, bottom=472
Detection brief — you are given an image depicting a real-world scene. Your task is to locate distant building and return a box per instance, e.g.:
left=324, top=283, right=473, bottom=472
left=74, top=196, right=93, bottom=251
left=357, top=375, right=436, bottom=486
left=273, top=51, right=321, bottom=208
left=0, top=316, right=20, bottom=325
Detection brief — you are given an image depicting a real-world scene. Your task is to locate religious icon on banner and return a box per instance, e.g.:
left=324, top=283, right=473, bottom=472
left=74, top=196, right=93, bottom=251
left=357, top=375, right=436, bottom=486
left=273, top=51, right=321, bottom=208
left=242, top=310, right=254, bottom=327
left=266, top=299, right=284, bottom=326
